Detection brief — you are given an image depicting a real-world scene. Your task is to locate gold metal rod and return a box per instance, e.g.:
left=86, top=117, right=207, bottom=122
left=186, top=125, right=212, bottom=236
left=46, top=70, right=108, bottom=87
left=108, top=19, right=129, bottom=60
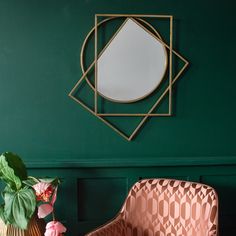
left=94, top=15, right=98, bottom=114
left=96, top=14, right=172, bottom=18
left=98, top=113, right=171, bottom=117
left=169, top=16, right=173, bottom=115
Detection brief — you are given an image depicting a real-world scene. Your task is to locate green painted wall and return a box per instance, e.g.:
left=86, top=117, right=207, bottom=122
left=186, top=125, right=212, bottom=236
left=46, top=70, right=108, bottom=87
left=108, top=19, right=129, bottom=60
left=0, top=0, right=236, bottom=159
left=0, top=0, right=236, bottom=235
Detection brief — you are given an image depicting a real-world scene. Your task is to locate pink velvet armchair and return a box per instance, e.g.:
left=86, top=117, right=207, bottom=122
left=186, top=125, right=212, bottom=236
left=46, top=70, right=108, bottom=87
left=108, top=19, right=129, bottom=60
left=85, top=179, right=218, bottom=236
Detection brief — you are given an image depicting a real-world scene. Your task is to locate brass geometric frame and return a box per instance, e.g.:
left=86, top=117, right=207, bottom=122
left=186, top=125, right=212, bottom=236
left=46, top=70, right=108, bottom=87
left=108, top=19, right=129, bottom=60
left=93, top=17, right=169, bottom=105
left=80, top=16, right=170, bottom=113
left=69, top=14, right=189, bottom=141
left=94, top=14, right=173, bottom=117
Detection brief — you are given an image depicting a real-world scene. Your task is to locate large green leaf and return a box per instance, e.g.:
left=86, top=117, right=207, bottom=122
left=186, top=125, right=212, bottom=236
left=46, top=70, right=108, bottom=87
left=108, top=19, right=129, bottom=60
left=3, top=187, right=36, bottom=229
left=1, top=152, right=27, bottom=180
left=22, top=176, right=39, bottom=187
left=0, top=152, right=27, bottom=190
left=2, top=187, right=15, bottom=225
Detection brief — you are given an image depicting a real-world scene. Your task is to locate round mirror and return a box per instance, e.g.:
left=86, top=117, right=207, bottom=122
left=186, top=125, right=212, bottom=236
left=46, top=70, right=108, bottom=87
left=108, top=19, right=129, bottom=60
left=97, top=18, right=168, bottom=103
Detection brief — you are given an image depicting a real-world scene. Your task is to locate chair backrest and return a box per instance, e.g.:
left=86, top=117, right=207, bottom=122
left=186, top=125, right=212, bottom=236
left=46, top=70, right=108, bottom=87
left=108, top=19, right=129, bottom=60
left=120, top=179, right=218, bottom=236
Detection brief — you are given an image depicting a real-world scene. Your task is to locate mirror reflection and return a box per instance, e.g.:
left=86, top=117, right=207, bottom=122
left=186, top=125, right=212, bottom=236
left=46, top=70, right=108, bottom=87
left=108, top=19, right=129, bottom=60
left=97, top=18, right=168, bottom=103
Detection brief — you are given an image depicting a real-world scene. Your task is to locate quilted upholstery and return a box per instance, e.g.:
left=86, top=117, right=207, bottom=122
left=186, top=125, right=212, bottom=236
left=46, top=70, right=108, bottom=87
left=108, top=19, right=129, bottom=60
left=85, top=179, right=218, bottom=236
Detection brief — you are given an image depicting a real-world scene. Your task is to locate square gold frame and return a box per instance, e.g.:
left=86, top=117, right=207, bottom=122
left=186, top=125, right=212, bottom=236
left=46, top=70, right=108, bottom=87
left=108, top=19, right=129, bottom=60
left=95, top=14, right=173, bottom=117
left=69, top=14, right=189, bottom=141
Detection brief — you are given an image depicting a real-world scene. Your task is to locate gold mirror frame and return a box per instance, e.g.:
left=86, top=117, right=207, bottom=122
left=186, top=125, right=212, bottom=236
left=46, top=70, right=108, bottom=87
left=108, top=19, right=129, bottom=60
left=69, top=14, right=189, bottom=141
left=95, top=17, right=168, bottom=104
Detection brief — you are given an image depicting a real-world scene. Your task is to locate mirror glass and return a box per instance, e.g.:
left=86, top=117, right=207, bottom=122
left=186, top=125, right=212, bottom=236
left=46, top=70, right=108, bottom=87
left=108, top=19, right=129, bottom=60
left=97, top=18, right=168, bottom=103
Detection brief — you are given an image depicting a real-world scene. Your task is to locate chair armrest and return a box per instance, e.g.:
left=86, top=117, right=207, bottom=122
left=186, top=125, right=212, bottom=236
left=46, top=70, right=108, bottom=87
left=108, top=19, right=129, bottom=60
left=85, top=217, right=126, bottom=236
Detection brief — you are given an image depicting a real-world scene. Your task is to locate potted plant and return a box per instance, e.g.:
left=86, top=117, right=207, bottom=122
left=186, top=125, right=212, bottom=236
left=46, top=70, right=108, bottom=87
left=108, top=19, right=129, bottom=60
left=0, top=152, right=66, bottom=236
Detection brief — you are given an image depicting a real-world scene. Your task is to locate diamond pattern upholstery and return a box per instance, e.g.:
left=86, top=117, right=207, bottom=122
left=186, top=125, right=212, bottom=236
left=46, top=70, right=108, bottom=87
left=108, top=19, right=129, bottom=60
left=85, top=179, right=218, bottom=236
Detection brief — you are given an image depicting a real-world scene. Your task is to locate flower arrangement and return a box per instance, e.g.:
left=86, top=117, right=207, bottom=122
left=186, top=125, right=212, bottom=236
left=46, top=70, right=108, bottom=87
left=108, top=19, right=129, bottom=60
left=0, top=152, right=66, bottom=235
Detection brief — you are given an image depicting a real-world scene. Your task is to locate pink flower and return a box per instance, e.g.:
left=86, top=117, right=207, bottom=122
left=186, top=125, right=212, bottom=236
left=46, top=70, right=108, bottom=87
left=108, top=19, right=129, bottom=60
left=33, top=183, right=58, bottom=218
left=38, top=204, right=53, bottom=218
left=44, top=221, right=67, bottom=236
left=33, top=182, right=54, bottom=202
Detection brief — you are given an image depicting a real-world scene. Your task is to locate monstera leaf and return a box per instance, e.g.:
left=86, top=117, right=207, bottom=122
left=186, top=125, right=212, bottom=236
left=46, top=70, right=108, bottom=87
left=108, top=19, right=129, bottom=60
left=3, top=186, right=36, bottom=229
left=0, top=152, right=27, bottom=191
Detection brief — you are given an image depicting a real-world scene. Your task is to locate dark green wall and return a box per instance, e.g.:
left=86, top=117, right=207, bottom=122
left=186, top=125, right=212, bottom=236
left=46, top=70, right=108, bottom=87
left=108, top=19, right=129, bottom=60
left=0, top=0, right=236, bottom=235
left=0, top=0, right=236, bottom=159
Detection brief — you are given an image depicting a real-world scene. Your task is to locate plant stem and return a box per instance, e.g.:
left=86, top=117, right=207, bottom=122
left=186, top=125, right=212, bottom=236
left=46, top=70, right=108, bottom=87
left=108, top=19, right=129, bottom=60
left=52, top=210, right=56, bottom=221
left=28, top=176, right=39, bottom=182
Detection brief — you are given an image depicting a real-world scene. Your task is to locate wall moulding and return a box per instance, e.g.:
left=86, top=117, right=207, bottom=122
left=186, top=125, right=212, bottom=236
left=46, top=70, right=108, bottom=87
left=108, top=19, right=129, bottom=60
left=25, top=156, right=236, bottom=169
